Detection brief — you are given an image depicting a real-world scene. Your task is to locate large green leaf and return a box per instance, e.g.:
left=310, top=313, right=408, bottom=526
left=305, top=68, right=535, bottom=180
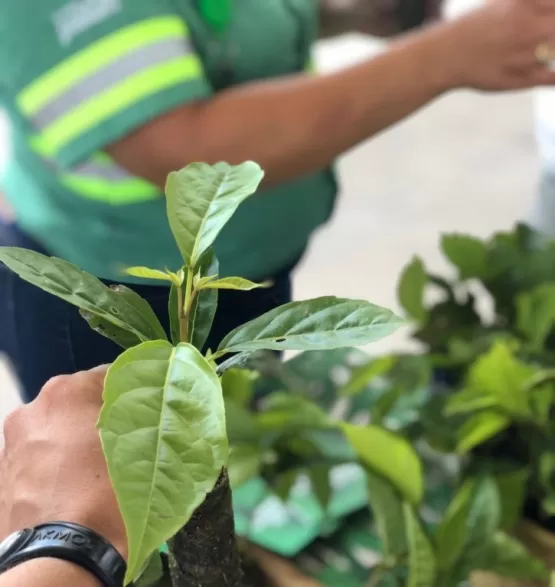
left=466, top=340, right=533, bottom=416
left=397, top=256, right=427, bottom=322
left=456, top=410, right=510, bottom=454
left=516, top=283, right=555, bottom=349
left=404, top=503, right=437, bottom=587
left=189, top=249, right=219, bottom=350
left=0, top=248, right=166, bottom=343
left=441, top=233, right=488, bottom=280
left=165, top=161, right=263, bottom=267
left=476, top=532, right=548, bottom=580
left=98, top=341, right=227, bottom=584
left=217, top=297, right=404, bottom=355
left=367, top=471, right=406, bottom=557
left=340, top=422, right=423, bottom=504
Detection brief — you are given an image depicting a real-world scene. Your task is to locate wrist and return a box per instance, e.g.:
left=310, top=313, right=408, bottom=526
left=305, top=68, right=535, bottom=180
left=408, top=21, right=465, bottom=92
left=1, top=558, right=102, bottom=587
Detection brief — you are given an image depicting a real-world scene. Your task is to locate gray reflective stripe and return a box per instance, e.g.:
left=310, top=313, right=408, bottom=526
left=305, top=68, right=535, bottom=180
left=32, top=37, right=193, bottom=128
left=36, top=149, right=137, bottom=183
left=74, top=159, right=135, bottom=182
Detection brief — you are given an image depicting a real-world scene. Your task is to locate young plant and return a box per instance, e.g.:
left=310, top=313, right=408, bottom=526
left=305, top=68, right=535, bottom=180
left=0, top=161, right=404, bottom=587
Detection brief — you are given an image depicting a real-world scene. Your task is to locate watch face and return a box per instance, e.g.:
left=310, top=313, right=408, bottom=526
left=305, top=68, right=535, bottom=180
left=0, top=530, right=30, bottom=561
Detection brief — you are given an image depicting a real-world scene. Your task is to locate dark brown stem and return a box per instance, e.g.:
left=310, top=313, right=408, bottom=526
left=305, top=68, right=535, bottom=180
left=168, top=469, right=243, bottom=587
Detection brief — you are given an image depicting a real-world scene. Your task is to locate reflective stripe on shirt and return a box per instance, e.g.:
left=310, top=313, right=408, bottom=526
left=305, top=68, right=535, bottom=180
left=17, top=16, right=204, bottom=155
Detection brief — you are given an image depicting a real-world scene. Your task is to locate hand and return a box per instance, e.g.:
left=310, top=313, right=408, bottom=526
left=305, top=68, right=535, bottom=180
left=436, top=0, right=555, bottom=90
left=0, top=367, right=127, bottom=560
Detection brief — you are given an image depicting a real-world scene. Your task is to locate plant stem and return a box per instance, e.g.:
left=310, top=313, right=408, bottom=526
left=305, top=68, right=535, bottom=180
left=176, top=285, right=187, bottom=343
left=168, top=469, right=243, bottom=587
left=179, top=267, right=195, bottom=343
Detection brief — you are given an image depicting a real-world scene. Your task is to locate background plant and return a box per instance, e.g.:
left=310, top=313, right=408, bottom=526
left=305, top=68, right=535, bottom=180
left=222, top=347, right=549, bottom=586
left=388, top=224, right=555, bottom=569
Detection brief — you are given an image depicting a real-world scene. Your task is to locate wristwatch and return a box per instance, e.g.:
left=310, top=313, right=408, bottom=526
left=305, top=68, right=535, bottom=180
left=0, top=522, right=126, bottom=587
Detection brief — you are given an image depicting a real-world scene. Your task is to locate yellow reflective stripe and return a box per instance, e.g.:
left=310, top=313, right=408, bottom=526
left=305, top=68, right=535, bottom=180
left=18, top=16, right=189, bottom=115
left=29, top=134, right=160, bottom=204
left=30, top=134, right=107, bottom=165
left=60, top=174, right=160, bottom=205
left=40, top=55, right=201, bottom=152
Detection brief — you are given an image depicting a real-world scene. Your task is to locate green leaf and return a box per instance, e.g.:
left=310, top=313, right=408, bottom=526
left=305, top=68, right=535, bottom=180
left=456, top=410, right=510, bottom=454
left=435, top=480, right=475, bottom=571
left=0, top=248, right=167, bottom=343
left=79, top=310, right=142, bottom=349
left=530, top=383, right=555, bottom=427
left=225, top=400, right=262, bottom=444
left=257, top=393, right=330, bottom=432
left=516, top=283, right=555, bottom=349
left=476, top=532, right=548, bottom=580
left=217, top=297, right=404, bottom=355
left=197, top=276, right=271, bottom=291
left=308, top=464, right=332, bottom=512
left=453, top=477, right=501, bottom=579
left=445, top=388, right=499, bottom=416
left=189, top=249, right=219, bottom=351
left=397, top=256, right=427, bottom=321
left=124, top=266, right=176, bottom=284
left=221, top=368, right=257, bottom=406
left=228, top=444, right=262, bottom=489
left=441, top=233, right=488, bottom=279
left=135, top=553, right=164, bottom=587
left=98, top=341, right=227, bottom=584
left=273, top=469, right=299, bottom=502
left=466, top=341, right=534, bottom=416
left=338, top=356, right=395, bottom=397
left=367, top=471, right=406, bottom=557
left=495, top=468, right=529, bottom=531
left=340, top=422, right=423, bottom=504
left=165, top=161, right=263, bottom=267
left=404, top=503, right=437, bottom=587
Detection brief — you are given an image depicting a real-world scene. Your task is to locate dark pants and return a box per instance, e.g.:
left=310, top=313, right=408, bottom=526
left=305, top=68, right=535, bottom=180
left=0, top=223, right=293, bottom=403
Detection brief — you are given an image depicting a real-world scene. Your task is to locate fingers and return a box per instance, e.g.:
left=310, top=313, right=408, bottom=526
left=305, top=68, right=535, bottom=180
left=37, top=366, right=109, bottom=406
left=530, top=67, right=555, bottom=86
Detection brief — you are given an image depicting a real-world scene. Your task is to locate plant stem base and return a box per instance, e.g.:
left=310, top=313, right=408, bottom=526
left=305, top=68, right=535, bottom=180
left=168, top=470, right=242, bottom=587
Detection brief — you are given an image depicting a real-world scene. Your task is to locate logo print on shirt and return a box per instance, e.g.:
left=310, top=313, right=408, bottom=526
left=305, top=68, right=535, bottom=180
left=51, top=0, right=122, bottom=46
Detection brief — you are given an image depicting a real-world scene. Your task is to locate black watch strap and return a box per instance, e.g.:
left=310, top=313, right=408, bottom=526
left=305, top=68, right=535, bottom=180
left=0, top=522, right=126, bottom=587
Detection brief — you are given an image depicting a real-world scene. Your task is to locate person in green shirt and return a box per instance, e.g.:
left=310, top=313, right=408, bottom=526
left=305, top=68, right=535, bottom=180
left=1, top=0, right=555, bottom=402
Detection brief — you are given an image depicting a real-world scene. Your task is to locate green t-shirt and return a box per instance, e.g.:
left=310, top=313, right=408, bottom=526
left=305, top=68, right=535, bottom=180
left=0, top=0, right=337, bottom=282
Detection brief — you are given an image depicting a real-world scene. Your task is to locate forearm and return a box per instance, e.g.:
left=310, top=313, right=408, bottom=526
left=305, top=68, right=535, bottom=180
left=108, top=24, right=455, bottom=188
left=0, top=559, right=101, bottom=587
